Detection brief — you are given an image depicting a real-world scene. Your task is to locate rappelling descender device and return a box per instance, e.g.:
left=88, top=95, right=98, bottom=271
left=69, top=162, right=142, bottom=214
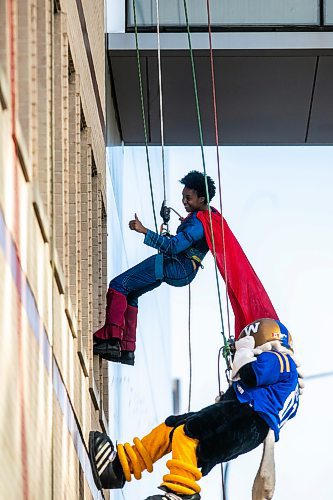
left=160, top=201, right=171, bottom=236
left=160, top=201, right=184, bottom=237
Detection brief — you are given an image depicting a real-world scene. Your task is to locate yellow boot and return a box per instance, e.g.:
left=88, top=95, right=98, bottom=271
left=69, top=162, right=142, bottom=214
left=161, top=424, right=202, bottom=496
left=89, top=424, right=173, bottom=490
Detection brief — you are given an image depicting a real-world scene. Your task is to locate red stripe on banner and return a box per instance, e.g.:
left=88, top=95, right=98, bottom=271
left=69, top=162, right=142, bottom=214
left=3, top=4, right=103, bottom=499
left=7, top=0, right=30, bottom=497
left=0, top=208, right=103, bottom=500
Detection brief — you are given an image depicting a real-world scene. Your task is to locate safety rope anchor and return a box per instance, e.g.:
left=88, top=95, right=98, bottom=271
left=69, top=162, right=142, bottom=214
left=221, top=336, right=235, bottom=383
left=221, top=338, right=232, bottom=361
left=160, top=222, right=171, bottom=237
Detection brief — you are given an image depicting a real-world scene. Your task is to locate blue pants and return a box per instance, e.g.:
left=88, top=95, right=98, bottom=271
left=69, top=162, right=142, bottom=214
left=110, top=254, right=198, bottom=307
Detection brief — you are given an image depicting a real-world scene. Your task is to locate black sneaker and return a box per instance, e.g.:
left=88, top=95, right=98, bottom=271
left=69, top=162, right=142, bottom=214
left=88, top=431, right=125, bottom=490
left=93, top=338, right=121, bottom=358
left=145, top=487, right=201, bottom=500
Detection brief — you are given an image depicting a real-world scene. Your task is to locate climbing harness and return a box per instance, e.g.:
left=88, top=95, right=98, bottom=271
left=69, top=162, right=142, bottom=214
left=169, top=206, right=184, bottom=221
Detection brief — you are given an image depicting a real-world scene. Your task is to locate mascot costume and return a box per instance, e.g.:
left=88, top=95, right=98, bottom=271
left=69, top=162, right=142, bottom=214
left=89, top=318, right=303, bottom=500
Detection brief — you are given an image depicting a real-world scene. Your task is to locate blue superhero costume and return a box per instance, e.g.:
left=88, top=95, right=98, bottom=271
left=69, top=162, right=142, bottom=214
left=111, top=211, right=209, bottom=305
left=93, top=212, right=209, bottom=363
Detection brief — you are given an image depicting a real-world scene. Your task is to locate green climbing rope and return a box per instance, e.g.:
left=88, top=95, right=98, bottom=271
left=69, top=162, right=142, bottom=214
left=183, top=0, right=230, bottom=369
left=132, top=0, right=158, bottom=232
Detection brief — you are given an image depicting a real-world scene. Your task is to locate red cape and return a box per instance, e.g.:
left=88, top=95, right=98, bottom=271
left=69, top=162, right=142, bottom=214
left=197, top=209, right=279, bottom=338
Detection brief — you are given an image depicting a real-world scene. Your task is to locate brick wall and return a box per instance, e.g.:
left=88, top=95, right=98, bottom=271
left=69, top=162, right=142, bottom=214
left=0, top=0, right=109, bottom=498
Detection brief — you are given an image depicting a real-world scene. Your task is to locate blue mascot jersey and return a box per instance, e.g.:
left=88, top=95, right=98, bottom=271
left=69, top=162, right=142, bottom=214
left=233, top=350, right=300, bottom=441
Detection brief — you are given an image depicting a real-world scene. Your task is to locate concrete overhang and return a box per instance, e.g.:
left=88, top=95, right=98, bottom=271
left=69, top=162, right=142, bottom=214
left=107, top=31, right=333, bottom=145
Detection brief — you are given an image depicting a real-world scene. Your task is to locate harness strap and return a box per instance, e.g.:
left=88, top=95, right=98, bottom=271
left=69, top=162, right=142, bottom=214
left=184, top=254, right=204, bottom=270
left=191, top=255, right=202, bottom=267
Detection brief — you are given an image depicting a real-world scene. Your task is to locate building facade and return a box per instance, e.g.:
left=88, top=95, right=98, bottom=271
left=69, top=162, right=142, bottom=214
left=0, top=0, right=108, bottom=498
left=5, top=0, right=331, bottom=498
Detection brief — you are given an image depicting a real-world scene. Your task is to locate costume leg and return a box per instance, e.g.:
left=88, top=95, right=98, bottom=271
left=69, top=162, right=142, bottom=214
left=117, top=422, right=173, bottom=481
left=93, top=255, right=163, bottom=359
left=89, top=423, right=173, bottom=490
left=117, top=255, right=164, bottom=363
left=161, top=424, right=202, bottom=496
left=93, top=288, right=127, bottom=357
left=117, top=422, right=202, bottom=495
left=122, top=304, right=138, bottom=351
left=197, top=412, right=269, bottom=476
left=117, top=304, right=138, bottom=365
left=94, top=288, right=127, bottom=341
left=111, top=254, right=164, bottom=302
left=183, top=389, right=269, bottom=476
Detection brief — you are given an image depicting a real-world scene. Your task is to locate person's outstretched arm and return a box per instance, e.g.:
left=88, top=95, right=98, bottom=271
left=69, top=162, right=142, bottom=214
left=128, top=213, right=205, bottom=256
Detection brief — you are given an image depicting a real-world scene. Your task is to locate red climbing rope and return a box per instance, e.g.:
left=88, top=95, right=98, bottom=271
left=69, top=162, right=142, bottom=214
left=206, top=0, right=232, bottom=344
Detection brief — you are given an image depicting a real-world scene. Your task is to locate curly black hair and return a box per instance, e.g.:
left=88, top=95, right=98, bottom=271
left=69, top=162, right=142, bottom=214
left=179, top=170, right=216, bottom=204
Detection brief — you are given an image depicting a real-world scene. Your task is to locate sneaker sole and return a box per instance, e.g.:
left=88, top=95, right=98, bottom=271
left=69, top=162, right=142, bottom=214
left=88, top=431, right=104, bottom=491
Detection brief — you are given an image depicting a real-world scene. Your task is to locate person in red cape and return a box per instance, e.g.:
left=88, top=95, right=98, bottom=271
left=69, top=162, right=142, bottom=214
left=93, top=171, right=213, bottom=365
left=93, top=170, right=278, bottom=365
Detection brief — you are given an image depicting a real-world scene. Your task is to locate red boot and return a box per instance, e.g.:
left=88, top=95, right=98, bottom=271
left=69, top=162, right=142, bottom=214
left=93, top=288, right=127, bottom=358
left=101, top=304, right=138, bottom=366
left=120, top=305, right=138, bottom=365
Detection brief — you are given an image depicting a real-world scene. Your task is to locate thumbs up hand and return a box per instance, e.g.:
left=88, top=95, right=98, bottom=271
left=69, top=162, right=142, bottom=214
left=129, top=213, right=148, bottom=234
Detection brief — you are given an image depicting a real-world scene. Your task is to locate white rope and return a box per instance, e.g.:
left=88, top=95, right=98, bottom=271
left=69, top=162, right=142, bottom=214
left=156, top=0, right=167, bottom=203
left=187, top=284, right=192, bottom=412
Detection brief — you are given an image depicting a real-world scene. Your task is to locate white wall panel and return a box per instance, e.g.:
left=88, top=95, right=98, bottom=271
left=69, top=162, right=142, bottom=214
left=107, top=146, right=173, bottom=499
